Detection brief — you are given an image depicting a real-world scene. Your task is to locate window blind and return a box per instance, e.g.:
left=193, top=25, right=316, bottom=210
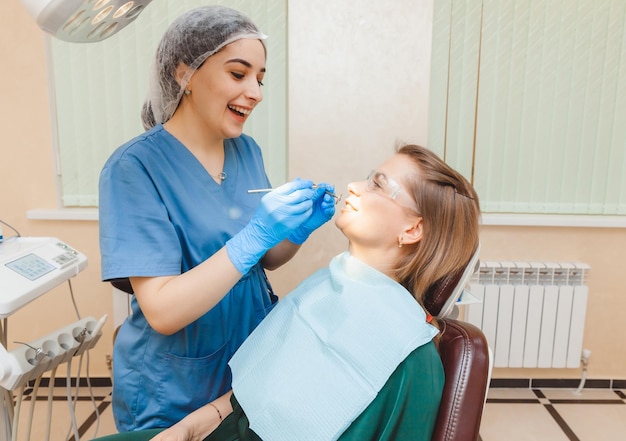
left=429, top=0, right=626, bottom=215
left=49, top=0, right=287, bottom=207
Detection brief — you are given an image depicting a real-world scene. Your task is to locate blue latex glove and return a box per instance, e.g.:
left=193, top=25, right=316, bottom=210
left=288, top=183, right=336, bottom=245
left=226, top=179, right=316, bottom=274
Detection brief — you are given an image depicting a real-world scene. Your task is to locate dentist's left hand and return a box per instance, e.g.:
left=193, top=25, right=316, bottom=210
left=288, top=183, right=336, bottom=244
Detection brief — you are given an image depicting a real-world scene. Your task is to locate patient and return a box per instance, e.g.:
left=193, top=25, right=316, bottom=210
left=109, top=144, right=480, bottom=441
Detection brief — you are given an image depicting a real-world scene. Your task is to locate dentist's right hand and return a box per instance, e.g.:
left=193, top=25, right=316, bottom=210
left=226, top=179, right=315, bottom=275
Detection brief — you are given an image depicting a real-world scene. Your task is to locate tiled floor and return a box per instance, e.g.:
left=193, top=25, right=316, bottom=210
left=4, top=382, right=626, bottom=440
left=481, top=387, right=626, bottom=441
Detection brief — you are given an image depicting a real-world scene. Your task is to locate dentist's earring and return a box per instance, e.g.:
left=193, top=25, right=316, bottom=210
left=184, top=89, right=191, bottom=96
left=398, top=236, right=403, bottom=248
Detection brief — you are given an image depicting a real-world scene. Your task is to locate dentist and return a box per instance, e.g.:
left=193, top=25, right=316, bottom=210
left=98, top=5, right=335, bottom=432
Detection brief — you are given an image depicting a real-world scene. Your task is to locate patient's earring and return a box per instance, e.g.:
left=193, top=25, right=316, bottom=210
left=398, top=236, right=403, bottom=248
left=184, top=88, right=191, bottom=96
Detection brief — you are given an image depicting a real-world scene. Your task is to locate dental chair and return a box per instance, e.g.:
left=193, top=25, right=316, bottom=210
left=424, top=244, right=492, bottom=441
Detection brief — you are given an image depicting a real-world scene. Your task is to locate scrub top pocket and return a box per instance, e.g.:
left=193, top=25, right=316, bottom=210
left=151, top=341, right=231, bottom=421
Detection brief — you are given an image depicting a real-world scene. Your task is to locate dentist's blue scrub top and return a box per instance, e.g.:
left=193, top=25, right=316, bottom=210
left=99, top=124, right=277, bottom=431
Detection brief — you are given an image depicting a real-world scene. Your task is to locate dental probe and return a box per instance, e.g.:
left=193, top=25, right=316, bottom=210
left=248, top=186, right=342, bottom=204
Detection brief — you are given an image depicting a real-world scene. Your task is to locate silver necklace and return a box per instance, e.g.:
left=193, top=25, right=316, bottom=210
left=211, top=171, right=227, bottom=181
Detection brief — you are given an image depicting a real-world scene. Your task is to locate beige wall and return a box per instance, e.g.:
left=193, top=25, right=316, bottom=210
left=1, top=0, right=624, bottom=382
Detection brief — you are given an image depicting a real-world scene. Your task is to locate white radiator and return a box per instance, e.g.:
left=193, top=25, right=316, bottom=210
left=465, top=261, right=589, bottom=368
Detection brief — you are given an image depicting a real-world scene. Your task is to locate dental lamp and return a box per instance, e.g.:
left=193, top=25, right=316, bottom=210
left=20, top=0, right=153, bottom=43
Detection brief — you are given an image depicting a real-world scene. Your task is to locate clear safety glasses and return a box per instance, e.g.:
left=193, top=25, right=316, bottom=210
left=366, top=170, right=419, bottom=213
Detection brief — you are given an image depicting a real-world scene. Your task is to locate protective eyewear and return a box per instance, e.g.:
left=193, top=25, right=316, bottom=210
left=366, top=170, right=419, bottom=213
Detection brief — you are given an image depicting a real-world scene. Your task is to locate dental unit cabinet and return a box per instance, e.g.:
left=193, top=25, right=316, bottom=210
left=0, top=237, right=104, bottom=441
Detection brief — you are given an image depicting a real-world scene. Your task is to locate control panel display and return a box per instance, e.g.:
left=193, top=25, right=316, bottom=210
left=5, top=253, right=55, bottom=281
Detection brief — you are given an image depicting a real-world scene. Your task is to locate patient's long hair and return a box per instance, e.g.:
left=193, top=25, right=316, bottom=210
left=394, top=144, right=481, bottom=312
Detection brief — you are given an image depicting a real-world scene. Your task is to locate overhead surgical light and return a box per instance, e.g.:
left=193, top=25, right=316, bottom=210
left=20, top=0, right=153, bottom=43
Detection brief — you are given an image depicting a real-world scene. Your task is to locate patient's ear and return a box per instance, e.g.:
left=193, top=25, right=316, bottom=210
left=402, top=217, right=423, bottom=245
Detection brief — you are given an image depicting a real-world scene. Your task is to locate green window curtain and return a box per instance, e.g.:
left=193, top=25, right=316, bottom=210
left=429, top=0, right=626, bottom=215
left=49, top=0, right=287, bottom=207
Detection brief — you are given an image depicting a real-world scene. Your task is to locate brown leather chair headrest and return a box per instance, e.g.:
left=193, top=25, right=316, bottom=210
left=423, top=244, right=480, bottom=318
